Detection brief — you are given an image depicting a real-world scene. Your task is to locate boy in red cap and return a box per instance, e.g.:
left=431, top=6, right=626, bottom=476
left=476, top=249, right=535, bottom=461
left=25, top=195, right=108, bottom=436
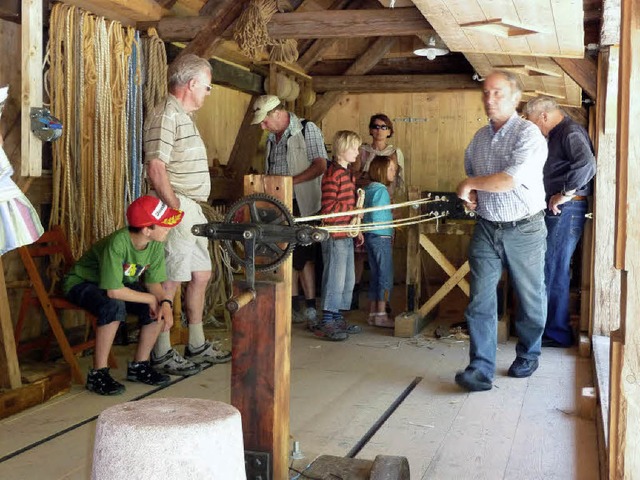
left=63, top=196, right=185, bottom=395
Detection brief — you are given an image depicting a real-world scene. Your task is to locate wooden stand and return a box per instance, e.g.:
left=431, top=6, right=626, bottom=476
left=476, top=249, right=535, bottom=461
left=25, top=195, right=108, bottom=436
left=229, top=174, right=292, bottom=480
left=396, top=221, right=473, bottom=338
left=0, top=256, right=21, bottom=389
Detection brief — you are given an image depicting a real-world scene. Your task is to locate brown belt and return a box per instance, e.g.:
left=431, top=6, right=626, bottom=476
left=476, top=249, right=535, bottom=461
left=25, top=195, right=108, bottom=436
left=571, top=195, right=587, bottom=201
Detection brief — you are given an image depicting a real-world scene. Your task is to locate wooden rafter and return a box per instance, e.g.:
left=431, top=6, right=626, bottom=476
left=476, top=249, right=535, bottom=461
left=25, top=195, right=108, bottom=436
left=268, top=8, right=432, bottom=39
left=309, top=36, right=397, bottom=123
left=297, top=0, right=358, bottom=71
left=552, top=56, right=598, bottom=100
left=142, top=7, right=432, bottom=42
left=181, top=0, right=251, bottom=58
left=313, top=74, right=478, bottom=93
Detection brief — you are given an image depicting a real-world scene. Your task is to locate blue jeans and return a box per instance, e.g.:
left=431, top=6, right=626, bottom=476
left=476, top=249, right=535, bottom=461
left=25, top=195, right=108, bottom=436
left=465, top=212, right=547, bottom=379
left=544, top=199, right=588, bottom=346
left=66, top=282, right=153, bottom=327
left=365, top=234, right=393, bottom=302
left=321, top=237, right=355, bottom=313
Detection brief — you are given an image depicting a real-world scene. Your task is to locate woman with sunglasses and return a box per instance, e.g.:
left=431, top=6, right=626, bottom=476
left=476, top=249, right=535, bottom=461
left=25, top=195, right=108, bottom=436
left=351, top=113, right=405, bottom=311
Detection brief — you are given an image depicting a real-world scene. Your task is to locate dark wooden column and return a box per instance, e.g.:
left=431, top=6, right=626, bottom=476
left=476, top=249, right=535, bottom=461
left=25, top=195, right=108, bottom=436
left=230, top=175, right=292, bottom=480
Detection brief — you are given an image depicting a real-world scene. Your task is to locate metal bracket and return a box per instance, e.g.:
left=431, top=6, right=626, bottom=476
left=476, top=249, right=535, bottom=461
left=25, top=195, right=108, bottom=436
left=245, top=450, right=270, bottom=480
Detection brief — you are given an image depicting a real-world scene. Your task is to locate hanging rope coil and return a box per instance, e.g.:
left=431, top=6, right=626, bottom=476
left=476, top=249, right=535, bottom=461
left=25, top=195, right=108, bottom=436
left=46, top=3, right=144, bottom=258
left=233, top=0, right=298, bottom=63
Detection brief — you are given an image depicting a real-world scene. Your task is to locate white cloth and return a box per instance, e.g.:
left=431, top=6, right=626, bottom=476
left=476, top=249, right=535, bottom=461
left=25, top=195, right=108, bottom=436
left=0, top=147, right=44, bottom=254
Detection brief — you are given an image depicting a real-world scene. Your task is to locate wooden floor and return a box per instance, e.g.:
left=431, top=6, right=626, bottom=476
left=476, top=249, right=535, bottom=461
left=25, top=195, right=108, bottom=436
left=0, top=315, right=599, bottom=480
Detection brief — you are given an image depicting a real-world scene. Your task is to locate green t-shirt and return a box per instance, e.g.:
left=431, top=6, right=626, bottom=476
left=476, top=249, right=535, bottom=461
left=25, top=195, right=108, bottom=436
left=63, top=228, right=167, bottom=294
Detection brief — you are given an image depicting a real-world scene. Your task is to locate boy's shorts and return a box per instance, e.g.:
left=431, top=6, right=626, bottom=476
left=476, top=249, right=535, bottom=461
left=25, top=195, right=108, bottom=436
left=66, top=282, right=154, bottom=327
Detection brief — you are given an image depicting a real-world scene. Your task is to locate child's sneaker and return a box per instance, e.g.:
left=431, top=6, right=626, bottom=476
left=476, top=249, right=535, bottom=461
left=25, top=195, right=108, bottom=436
left=86, top=368, right=125, bottom=396
left=304, top=307, right=317, bottom=323
left=313, top=321, right=349, bottom=341
left=334, top=313, right=362, bottom=334
left=151, top=348, right=202, bottom=376
left=184, top=341, right=232, bottom=365
left=127, top=360, right=171, bottom=386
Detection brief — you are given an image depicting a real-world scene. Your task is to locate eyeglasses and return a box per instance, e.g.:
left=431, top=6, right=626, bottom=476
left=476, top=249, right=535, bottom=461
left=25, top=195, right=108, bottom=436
left=196, top=81, right=212, bottom=92
left=370, top=124, right=389, bottom=130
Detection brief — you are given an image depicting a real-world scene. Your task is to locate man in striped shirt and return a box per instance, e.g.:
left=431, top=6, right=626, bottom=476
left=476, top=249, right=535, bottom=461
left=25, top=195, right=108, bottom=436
left=144, top=54, right=231, bottom=377
left=455, top=70, right=548, bottom=392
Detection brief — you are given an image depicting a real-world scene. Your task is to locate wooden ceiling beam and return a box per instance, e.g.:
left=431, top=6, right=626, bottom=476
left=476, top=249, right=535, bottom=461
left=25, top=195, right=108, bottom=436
left=313, top=74, right=478, bottom=93
left=297, top=0, right=358, bottom=71
left=552, top=56, right=597, bottom=100
left=180, top=0, right=251, bottom=59
left=268, top=8, right=432, bottom=39
left=62, top=0, right=165, bottom=24
left=141, top=7, right=432, bottom=42
left=166, top=44, right=264, bottom=95
left=308, top=36, right=397, bottom=122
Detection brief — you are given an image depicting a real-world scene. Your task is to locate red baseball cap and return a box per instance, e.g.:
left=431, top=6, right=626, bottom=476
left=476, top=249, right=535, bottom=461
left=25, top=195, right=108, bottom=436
left=126, top=196, right=184, bottom=228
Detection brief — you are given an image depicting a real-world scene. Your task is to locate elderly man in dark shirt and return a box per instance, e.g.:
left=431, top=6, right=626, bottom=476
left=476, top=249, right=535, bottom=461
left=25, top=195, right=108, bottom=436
left=525, top=96, right=596, bottom=348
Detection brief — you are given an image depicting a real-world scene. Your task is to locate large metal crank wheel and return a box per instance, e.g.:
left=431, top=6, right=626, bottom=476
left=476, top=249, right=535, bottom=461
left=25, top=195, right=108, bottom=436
left=222, top=193, right=296, bottom=271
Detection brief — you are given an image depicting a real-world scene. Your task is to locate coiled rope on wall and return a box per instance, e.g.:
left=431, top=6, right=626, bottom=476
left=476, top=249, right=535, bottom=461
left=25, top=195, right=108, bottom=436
left=47, top=3, right=143, bottom=257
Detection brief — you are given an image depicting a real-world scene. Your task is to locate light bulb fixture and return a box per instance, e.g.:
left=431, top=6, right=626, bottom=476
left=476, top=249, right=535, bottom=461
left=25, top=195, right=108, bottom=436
left=413, top=36, right=449, bottom=60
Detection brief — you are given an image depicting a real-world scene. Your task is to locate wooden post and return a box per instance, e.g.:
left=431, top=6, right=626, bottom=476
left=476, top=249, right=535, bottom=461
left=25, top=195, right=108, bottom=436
left=610, top=0, right=640, bottom=476
left=21, top=0, right=43, bottom=177
left=404, top=186, right=421, bottom=312
left=591, top=46, right=621, bottom=336
left=230, top=174, right=292, bottom=480
left=0, top=256, right=22, bottom=389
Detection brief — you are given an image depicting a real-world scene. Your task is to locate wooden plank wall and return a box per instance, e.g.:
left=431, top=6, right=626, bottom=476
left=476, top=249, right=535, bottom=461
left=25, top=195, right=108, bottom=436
left=321, top=91, right=484, bottom=192
left=194, top=84, right=253, bottom=166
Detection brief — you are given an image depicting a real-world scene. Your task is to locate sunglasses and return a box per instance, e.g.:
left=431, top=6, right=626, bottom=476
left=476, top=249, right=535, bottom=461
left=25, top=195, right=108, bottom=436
left=370, top=124, right=389, bottom=130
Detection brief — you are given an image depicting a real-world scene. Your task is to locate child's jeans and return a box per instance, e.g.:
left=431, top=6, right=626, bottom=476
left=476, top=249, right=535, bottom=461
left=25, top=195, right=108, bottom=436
left=321, top=237, right=355, bottom=313
left=365, top=233, right=393, bottom=301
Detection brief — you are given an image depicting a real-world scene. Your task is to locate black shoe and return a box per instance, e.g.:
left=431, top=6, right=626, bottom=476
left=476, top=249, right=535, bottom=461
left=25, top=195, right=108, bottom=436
left=454, top=367, right=492, bottom=392
left=127, top=360, right=171, bottom=386
left=508, top=357, right=539, bottom=378
left=541, top=337, right=571, bottom=348
left=86, top=368, right=125, bottom=396
left=313, top=321, right=349, bottom=341
left=350, top=285, right=360, bottom=310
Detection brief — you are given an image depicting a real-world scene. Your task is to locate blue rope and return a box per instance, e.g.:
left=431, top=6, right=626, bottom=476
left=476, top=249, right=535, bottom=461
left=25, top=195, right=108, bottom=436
left=126, top=31, right=142, bottom=205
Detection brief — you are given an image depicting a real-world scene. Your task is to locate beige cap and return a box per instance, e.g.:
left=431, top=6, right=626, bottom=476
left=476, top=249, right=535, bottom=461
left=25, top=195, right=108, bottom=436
left=250, top=95, right=282, bottom=125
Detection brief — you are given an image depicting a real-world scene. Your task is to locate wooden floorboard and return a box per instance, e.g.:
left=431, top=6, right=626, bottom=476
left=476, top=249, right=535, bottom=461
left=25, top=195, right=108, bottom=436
left=0, top=313, right=599, bottom=480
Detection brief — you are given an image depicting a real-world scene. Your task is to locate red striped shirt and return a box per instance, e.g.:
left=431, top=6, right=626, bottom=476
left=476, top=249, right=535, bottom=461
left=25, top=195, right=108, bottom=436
left=321, top=162, right=356, bottom=238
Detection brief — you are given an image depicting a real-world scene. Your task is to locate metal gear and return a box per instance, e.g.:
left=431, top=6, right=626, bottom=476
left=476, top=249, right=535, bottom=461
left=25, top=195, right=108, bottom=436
left=222, top=193, right=296, bottom=271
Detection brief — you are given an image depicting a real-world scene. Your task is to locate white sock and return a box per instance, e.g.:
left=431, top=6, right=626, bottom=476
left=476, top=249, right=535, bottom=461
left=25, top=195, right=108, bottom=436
left=188, top=322, right=206, bottom=350
left=153, top=331, right=172, bottom=358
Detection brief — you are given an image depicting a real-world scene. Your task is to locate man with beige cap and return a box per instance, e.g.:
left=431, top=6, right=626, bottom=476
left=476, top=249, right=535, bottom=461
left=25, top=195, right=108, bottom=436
left=251, top=95, right=328, bottom=328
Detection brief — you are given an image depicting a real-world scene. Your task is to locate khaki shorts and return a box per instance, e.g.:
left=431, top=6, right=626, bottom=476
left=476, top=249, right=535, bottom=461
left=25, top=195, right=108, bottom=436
left=164, top=194, right=212, bottom=282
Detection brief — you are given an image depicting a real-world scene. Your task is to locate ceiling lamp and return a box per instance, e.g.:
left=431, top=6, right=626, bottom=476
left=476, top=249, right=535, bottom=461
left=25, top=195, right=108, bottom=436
left=413, top=36, right=449, bottom=61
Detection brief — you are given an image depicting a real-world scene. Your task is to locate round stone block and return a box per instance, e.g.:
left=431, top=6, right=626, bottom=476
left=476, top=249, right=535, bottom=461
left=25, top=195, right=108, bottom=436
left=92, top=398, right=246, bottom=480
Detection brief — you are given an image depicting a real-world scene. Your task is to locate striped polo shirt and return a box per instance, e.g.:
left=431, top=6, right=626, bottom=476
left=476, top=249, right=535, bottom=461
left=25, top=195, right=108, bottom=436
left=143, top=94, right=210, bottom=202
left=321, top=161, right=356, bottom=239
